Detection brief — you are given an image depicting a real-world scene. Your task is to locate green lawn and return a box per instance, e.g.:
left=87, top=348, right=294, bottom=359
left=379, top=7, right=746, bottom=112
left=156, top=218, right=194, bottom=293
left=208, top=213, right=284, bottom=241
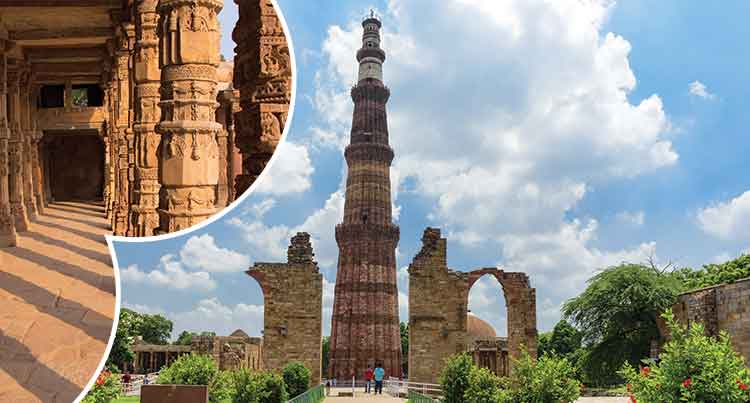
left=113, top=397, right=140, bottom=403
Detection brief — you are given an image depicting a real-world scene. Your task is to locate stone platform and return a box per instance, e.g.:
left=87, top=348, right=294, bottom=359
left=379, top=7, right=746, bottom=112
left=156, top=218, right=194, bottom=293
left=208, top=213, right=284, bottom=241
left=0, top=201, right=115, bottom=402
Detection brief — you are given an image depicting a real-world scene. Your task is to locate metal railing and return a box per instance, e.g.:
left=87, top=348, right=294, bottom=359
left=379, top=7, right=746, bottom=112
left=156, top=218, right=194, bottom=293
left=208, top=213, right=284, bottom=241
left=407, top=390, right=439, bottom=403
left=287, top=384, right=325, bottom=403
left=384, top=377, right=442, bottom=400
left=120, top=372, right=160, bottom=396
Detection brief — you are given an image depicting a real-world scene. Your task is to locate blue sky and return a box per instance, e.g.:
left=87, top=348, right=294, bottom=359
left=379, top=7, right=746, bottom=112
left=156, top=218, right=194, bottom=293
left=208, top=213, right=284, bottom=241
left=114, top=0, right=750, bottom=340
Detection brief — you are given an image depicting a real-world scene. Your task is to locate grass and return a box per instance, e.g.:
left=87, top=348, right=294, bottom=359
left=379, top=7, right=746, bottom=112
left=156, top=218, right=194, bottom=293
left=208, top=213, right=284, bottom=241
left=113, top=397, right=140, bottom=403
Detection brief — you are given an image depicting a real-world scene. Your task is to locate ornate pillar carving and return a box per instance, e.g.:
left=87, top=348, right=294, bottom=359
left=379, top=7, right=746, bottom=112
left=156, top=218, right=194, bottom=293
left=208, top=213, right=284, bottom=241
left=130, top=0, right=162, bottom=236
left=232, top=0, right=291, bottom=196
left=113, top=23, right=135, bottom=235
left=19, top=65, right=37, bottom=220
left=8, top=69, right=29, bottom=232
left=29, top=83, right=45, bottom=215
left=156, top=0, right=224, bottom=233
left=0, top=40, right=17, bottom=246
left=216, top=89, right=237, bottom=206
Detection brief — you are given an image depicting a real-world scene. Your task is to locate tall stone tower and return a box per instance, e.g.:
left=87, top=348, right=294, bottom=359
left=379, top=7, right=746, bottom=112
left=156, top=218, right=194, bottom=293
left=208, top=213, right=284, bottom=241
left=329, top=14, right=402, bottom=380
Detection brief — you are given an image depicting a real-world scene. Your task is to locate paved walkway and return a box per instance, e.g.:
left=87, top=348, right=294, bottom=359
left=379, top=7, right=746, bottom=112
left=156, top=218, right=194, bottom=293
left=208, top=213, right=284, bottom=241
left=0, top=201, right=115, bottom=402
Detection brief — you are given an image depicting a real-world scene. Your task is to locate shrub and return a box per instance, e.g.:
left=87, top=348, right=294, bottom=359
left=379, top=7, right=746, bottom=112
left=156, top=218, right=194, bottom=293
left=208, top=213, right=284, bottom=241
left=619, top=310, right=750, bottom=403
left=283, top=362, right=311, bottom=398
left=232, top=368, right=288, bottom=403
left=506, top=350, right=581, bottom=403
left=82, top=370, right=121, bottom=403
left=157, top=353, right=232, bottom=403
left=439, top=353, right=474, bottom=403
left=464, top=366, right=510, bottom=403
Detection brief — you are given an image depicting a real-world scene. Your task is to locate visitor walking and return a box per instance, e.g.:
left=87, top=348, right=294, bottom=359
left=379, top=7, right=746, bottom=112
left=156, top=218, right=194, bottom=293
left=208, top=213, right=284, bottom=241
left=373, top=362, right=385, bottom=395
left=364, top=366, right=374, bottom=393
left=326, top=380, right=331, bottom=396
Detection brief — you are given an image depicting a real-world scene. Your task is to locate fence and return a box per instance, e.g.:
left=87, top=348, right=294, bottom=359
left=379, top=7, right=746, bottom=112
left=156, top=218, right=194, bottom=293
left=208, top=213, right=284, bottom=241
left=384, top=378, right=442, bottom=400
left=121, top=372, right=160, bottom=396
left=287, top=384, right=325, bottom=403
left=407, top=390, right=440, bottom=403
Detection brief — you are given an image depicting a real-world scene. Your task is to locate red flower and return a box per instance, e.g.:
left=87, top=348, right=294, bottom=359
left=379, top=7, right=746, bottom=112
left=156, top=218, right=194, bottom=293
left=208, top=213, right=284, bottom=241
left=627, top=383, right=632, bottom=392
left=739, top=382, right=748, bottom=391
left=629, top=395, right=637, bottom=403
left=641, top=366, right=650, bottom=377
left=682, top=378, right=692, bottom=388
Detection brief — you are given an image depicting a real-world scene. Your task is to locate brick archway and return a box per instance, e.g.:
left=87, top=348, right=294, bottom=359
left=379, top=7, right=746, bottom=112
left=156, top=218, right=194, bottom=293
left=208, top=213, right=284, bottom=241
left=407, top=228, right=537, bottom=383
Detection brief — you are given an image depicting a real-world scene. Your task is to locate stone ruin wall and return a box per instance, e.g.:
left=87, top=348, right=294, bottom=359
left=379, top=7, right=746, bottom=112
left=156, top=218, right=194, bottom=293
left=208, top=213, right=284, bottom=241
left=191, top=334, right=263, bottom=371
left=246, top=232, right=323, bottom=384
left=669, top=277, right=750, bottom=362
left=408, top=227, right=537, bottom=383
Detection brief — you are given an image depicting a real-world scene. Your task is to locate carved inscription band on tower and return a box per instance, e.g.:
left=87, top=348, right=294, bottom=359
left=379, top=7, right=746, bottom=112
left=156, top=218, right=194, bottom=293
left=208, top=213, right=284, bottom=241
left=328, top=15, right=403, bottom=380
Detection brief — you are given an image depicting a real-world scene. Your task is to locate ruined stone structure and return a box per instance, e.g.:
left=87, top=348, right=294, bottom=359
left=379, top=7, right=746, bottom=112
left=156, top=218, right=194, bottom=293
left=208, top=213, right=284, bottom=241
left=657, top=277, right=750, bottom=363
left=408, top=228, right=537, bottom=383
left=328, top=14, right=403, bottom=381
left=131, top=330, right=262, bottom=373
left=247, top=232, right=323, bottom=383
left=0, top=0, right=291, bottom=242
left=467, top=315, right=510, bottom=377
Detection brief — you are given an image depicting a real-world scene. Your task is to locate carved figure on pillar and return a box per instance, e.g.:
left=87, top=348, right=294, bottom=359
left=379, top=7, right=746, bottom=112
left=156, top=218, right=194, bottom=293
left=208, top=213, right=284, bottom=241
left=232, top=0, right=291, bottom=196
left=328, top=15, right=403, bottom=380
left=7, top=69, right=29, bottom=232
left=130, top=0, right=163, bottom=236
left=112, top=24, right=135, bottom=235
left=0, top=41, right=16, bottom=246
left=156, top=0, right=223, bottom=233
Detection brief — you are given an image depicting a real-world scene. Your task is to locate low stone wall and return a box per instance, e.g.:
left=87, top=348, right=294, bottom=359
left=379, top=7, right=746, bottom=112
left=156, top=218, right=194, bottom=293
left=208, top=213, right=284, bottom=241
left=670, top=277, right=750, bottom=361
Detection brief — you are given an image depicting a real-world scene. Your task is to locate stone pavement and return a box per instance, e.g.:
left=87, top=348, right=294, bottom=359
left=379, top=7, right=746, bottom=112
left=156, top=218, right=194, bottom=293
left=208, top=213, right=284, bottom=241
left=0, top=201, right=115, bottom=402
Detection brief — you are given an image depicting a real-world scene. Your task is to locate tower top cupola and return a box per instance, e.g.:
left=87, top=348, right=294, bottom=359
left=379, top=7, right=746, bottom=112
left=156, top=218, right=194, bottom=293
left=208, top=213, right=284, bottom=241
left=357, top=10, right=386, bottom=82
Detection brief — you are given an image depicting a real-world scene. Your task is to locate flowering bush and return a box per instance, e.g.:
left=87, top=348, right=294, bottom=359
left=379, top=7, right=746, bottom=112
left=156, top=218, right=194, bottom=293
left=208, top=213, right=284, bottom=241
left=82, top=370, right=121, bottom=403
left=620, top=310, right=750, bottom=402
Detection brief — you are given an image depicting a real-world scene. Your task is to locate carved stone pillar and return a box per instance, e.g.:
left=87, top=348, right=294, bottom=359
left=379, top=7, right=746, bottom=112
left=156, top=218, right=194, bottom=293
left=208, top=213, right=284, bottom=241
left=130, top=0, right=162, bottom=236
left=20, top=66, right=37, bottom=220
left=31, top=130, right=44, bottom=215
left=156, top=0, right=224, bottom=233
left=8, top=69, right=29, bottom=232
left=232, top=0, right=291, bottom=196
left=215, top=89, right=237, bottom=206
left=113, top=24, right=135, bottom=235
left=0, top=41, right=17, bottom=246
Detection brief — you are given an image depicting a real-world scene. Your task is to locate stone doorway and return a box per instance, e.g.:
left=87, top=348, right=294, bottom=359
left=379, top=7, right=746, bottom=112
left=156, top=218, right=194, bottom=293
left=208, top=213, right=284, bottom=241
left=43, top=132, right=104, bottom=202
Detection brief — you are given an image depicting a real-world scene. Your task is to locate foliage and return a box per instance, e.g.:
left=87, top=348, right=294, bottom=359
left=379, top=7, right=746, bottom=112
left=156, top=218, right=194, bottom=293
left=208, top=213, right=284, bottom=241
left=232, top=368, right=288, bottom=403
left=620, top=310, right=750, bottom=403
left=107, top=308, right=174, bottom=371
left=283, top=362, right=311, bottom=398
left=547, top=320, right=582, bottom=357
left=83, top=370, right=121, bottom=403
left=175, top=331, right=217, bottom=346
left=439, top=353, right=474, bottom=403
left=563, top=263, right=682, bottom=385
left=464, top=366, right=509, bottom=403
left=157, top=353, right=231, bottom=403
left=401, top=322, right=409, bottom=376
left=505, top=350, right=581, bottom=403
left=537, top=331, right=552, bottom=358
left=321, top=337, right=329, bottom=377
left=672, top=254, right=750, bottom=291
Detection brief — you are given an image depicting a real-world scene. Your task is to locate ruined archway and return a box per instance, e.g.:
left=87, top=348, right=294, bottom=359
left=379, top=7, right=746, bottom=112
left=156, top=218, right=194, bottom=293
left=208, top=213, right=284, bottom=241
left=246, top=233, right=323, bottom=384
left=408, top=228, right=537, bottom=383
left=467, top=273, right=509, bottom=376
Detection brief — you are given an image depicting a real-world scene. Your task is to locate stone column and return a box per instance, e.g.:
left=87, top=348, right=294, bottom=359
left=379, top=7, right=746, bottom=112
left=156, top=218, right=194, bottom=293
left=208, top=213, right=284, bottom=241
left=28, top=83, right=45, bottom=215
left=232, top=0, right=291, bottom=197
left=215, top=89, right=234, bottom=207
left=8, top=69, right=29, bottom=232
left=130, top=0, right=162, bottom=236
left=156, top=0, right=223, bottom=233
left=20, top=67, right=37, bottom=220
left=112, top=24, right=135, bottom=235
left=0, top=40, right=17, bottom=246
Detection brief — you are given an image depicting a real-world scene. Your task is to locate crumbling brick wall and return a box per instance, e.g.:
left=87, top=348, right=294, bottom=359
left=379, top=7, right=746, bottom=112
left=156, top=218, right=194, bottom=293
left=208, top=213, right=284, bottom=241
left=408, top=228, right=537, bottom=383
left=670, top=278, right=750, bottom=362
left=246, top=232, right=323, bottom=383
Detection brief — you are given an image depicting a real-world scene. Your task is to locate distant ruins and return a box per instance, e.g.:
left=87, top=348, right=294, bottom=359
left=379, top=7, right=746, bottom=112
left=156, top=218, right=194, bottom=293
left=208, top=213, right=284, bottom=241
left=0, top=0, right=291, bottom=243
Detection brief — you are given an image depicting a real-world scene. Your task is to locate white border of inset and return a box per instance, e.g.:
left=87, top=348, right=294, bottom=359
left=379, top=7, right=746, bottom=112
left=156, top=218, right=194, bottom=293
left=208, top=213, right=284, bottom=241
left=73, top=0, right=298, bottom=400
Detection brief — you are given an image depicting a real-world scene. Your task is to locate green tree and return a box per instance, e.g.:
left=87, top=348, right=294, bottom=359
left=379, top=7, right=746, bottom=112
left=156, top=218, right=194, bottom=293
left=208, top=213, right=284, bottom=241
left=563, top=263, right=683, bottom=386
left=283, top=362, right=311, bottom=398
left=439, top=353, right=474, bottom=403
left=400, top=322, right=409, bottom=376
left=107, top=308, right=141, bottom=371
left=464, top=366, right=508, bottom=403
left=175, top=331, right=194, bottom=346
left=321, top=337, right=330, bottom=377
left=139, top=313, right=173, bottom=344
left=157, top=353, right=232, bottom=403
left=536, top=331, right=552, bottom=358
left=672, top=254, right=750, bottom=291
left=547, top=320, right=582, bottom=357
left=232, top=368, right=288, bottom=403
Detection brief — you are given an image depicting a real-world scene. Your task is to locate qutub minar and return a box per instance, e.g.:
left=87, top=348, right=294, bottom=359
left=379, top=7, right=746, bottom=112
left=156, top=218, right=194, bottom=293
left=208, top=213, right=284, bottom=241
left=328, top=14, right=403, bottom=379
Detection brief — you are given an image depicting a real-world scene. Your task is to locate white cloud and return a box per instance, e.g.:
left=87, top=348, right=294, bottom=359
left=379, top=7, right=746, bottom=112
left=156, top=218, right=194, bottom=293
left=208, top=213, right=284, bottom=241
left=697, top=190, right=750, bottom=240
left=468, top=275, right=507, bottom=336
left=255, top=141, right=314, bottom=195
left=688, top=80, right=716, bottom=100
left=615, top=210, right=645, bottom=226
left=120, top=255, right=216, bottom=292
left=179, top=234, right=251, bottom=273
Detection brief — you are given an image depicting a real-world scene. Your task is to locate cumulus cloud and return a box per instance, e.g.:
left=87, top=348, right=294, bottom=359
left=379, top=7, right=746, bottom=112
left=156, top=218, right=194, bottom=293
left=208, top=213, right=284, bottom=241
left=468, top=275, right=508, bottom=336
left=254, top=141, right=315, bottom=195
left=615, top=210, right=645, bottom=227
left=688, top=80, right=716, bottom=100
left=179, top=234, right=251, bottom=273
left=697, top=190, right=750, bottom=240
left=120, top=255, right=216, bottom=292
